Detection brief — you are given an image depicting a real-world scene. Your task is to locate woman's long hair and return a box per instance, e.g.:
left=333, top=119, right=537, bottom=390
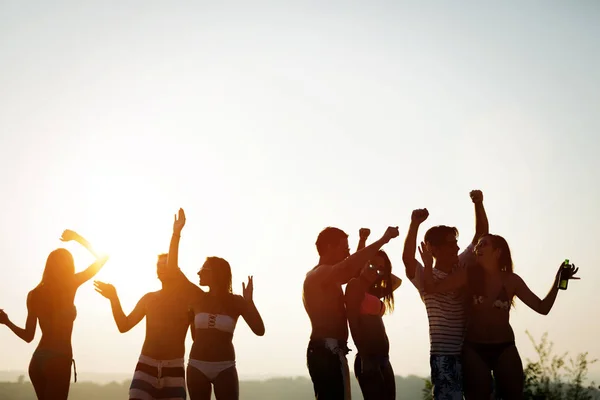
left=467, top=234, right=515, bottom=306
left=368, top=250, right=395, bottom=314
left=37, top=248, right=75, bottom=289
left=205, top=256, right=233, bottom=294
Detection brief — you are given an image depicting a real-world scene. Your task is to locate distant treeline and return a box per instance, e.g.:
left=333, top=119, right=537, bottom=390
left=0, top=375, right=427, bottom=400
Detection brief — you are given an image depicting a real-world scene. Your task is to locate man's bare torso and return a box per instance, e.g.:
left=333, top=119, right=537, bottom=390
left=303, top=265, right=348, bottom=342
left=141, top=289, right=194, bottom=360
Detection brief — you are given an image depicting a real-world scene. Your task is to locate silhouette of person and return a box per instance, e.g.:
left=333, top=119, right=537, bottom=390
left=402, top=190, right=488, bottom=400
left=166, top=208, right=266, bottom=400
left=420, top=233, right=579, bottom=399
left=345, top=228, right=402, bottom=400
left=303, top=226, right=400, bottom=400
left=94, top=209, right=195, bottom=400
left=0, top=230, right=109, bottom=400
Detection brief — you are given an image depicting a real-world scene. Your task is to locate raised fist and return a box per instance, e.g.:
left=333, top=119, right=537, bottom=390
left=411, top=209, right=429, bottom=224
left=470, top=190, right=484, bottom=204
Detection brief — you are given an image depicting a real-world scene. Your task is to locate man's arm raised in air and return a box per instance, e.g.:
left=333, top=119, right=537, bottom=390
left=469, top=190, right=489, bottom=245
left=312, top=226, right=400, bottom=286
left=402, top=209, right=429, bottom=280
left=168, top=208, right=204, bottom=293
left=94, top=281, right=148, bottom=333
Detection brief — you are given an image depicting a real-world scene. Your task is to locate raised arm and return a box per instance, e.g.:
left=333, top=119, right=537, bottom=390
left=513, top=263, right=579, bottom=315
left=239, top=276, right=265, bottom=336
left=402, top=209, right=429, bottom=280
left=168, top=208, right=205, bottom=293
left=356, top=228, right=370, bottom=251
left=94, top=281, right=147, bottom=333
left=469, top=190, right=489, bottom=245
left=318, top=227, right=400, bottom=285
left=0, top=292, right=38, bottom=343
left=59, top=230, right=109, bottom=287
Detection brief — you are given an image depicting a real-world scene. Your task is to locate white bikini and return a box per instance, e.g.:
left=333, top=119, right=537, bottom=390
left=188, top=312, right=238, bottom=381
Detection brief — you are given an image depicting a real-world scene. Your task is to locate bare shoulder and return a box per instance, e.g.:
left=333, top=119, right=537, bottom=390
left=305, top=264, right=331, bottom=286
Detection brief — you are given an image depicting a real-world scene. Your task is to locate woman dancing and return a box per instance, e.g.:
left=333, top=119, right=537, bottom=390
left=345, top=228, right=401, bottom=400
left=420, top=234, right=579, bottom=399
left=0, top=230, right=108, bottom=400
left=167, top=209, right=265, bottom=400
left=187, top=259, right=265, bottom=399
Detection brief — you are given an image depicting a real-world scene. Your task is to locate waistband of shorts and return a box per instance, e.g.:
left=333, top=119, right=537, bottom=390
left=138, top=354, right=185, bottom=368
left=308, top=338, right=350, bottom=354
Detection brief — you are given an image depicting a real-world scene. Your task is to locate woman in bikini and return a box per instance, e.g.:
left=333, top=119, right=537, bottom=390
left=0, top=229, right=108, bottom=400
left=344, top=228, right=401, bottom=400
left=187, top=257, right=265, bottom=400
left=420, top=234, right=579, bottom=399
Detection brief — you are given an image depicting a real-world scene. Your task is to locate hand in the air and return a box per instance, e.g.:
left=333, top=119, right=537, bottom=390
left=60, top=229, right=80, bottom=242
left=411, top=209, right=429, bottom=224
left=93, top=281, right=118, bottom=300
left=242, top=276, right=254, bottom=302
left=173, top=208, right=186, bottom=234
left=470, top=190, right=484, bottom=204
left=418, top=241, right=434, bottom=268
left=359, top=228, right=371, bottom=241
left=382, top=227, right=400, bottom=243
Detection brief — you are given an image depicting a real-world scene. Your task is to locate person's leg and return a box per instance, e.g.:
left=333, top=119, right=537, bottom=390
left=28, top=355, right=46, bottom=400
left=430, top=355, right=464, bottom=400
left=462, top=344, right=493, bottom=400
left=492, top=344, right=524, bottom=400
left=213, top=365, right=239, bottom=400
left=382, top=359, right=396, bottom=400
left=307, top=345, right=347, bottom=399
left=39, top=355, right=72, bottom=400
left=354, top=354, right=385, bottom=400
left=186, top=364, right=213, bottom=400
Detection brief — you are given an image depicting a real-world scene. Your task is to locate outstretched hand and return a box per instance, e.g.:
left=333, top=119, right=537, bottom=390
left=94, top=281, right=118, bottom=300
left=242, top=276, right=254, bottom=302
left=60, top=229, right=80, bottom=242
left=0, top=309, right=8, bottom=325
left=173, top=208, right=186, bottom=234
left=418, top=241, right=433, bottom=268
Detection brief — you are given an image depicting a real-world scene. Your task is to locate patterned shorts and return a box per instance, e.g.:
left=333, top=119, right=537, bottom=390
left=430, top=354, right=463, bottom=400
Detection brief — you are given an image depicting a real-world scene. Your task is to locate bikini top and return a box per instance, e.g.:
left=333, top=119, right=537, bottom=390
left=359, top=293, right=385, bottom=317
left=194, top=312, right=237, bottom=334
left=472, top=285, right=510, bottom=311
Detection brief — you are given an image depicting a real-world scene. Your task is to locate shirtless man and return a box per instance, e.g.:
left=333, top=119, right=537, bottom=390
left=303, top=226, right=400, bottom=400
left=94, top=209, right=197, bottom=400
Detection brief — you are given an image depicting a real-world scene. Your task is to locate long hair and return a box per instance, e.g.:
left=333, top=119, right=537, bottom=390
left=205, top=256, right=232, bottom=293
left=37, top=248, right=75, bottom=289
left=368, top=250, right=395, bottom=314
left=467, top=234, right=515, bottom=306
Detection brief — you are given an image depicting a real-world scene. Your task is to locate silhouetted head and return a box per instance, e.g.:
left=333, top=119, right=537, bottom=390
left=362, top=250, right=395, bottom=313
left=156, top=253, right=172, bottom=282
left=198, top=257, right=232, bottom=293
left=40, top=248, right=75, bottom=287
left=475, top=234, right=514, bottom=273
left=424, top=225, right=460, bottom=266
left=316, top=227, right=350, bottom=265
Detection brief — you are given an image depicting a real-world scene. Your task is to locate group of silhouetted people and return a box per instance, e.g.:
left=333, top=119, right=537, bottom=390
left=1, top=191, right=579, bottom=400
left=302, top=190, right=578, bottom=400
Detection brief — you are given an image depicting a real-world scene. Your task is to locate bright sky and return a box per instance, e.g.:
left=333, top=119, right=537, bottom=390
left=1, top=0, right=599, bottom=382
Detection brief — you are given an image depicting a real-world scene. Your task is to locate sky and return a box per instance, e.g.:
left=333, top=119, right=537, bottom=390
left=1, top=0, right=599, bottom=382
